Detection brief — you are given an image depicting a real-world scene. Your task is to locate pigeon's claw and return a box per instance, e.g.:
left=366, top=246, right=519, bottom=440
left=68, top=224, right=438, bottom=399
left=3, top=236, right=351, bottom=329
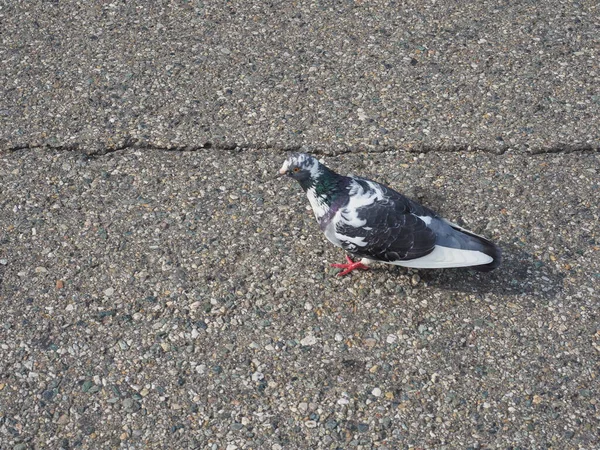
left=331, top=255, right=369, bottom=276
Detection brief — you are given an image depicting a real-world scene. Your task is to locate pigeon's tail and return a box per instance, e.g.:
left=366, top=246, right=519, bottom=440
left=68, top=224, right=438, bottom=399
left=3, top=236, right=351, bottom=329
left=447, top=222, right=502, bottom=271
left=469, top=236, right=502, bottom=272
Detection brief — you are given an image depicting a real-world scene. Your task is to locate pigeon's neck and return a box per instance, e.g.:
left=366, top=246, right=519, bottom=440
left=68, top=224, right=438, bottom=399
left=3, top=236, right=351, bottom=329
left=302, top=166, right=347, bottom=222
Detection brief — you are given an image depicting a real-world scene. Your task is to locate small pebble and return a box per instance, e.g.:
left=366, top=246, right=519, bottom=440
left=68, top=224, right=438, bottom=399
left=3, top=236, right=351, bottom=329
left=364, top=338, right=377, bottom=348
left=251, top=372, right=264, bottom=381
left=372, top=387, right=382, bottom=397
left=56, top=414, right=69, bottom=425
left=325, top=419, right=338, bottom=429
left=300, top=335, right=317, bottom=346
left=411, top=274, right=421, bottom=286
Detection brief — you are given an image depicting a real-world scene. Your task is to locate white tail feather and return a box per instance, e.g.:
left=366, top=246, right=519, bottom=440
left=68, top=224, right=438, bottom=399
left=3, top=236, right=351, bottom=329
left=391, top=245, right=493, bottom=269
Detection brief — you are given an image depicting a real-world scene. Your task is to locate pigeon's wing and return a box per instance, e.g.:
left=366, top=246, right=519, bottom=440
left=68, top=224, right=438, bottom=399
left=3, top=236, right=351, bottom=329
left=334, top=179, right=437, bottom=262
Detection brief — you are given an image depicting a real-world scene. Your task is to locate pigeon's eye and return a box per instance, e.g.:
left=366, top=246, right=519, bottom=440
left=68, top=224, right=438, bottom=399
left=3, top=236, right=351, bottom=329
left=293, top=167, right=300, bottom=173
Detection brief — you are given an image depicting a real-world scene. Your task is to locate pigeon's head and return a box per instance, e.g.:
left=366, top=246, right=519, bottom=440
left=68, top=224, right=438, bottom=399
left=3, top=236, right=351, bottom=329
left=278, top=153, right=321, bottom=183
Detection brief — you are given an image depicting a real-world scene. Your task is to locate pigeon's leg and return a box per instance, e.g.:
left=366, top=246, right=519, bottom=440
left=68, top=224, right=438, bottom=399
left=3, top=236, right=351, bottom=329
left=331, top=255, right=370, bottom=276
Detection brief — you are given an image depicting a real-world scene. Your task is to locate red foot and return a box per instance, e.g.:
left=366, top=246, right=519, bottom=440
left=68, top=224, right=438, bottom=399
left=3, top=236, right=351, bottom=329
left=331, top=255, right=369, bottom=276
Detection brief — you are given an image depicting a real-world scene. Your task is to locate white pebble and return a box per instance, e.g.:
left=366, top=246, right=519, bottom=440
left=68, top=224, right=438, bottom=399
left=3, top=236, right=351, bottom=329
left=300, top=335, right=317, bottom=346
left=251, top=372, right=264, bottom=381
left=372, top=387, right=382, bottom=397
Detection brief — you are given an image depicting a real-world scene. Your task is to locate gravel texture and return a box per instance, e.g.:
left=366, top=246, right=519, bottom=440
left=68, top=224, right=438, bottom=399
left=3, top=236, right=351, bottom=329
left=1, top=148, right=599, bottom=449
left=1, top=1, right=599, bottom=154
left=2, top=0, right=599, bottom=447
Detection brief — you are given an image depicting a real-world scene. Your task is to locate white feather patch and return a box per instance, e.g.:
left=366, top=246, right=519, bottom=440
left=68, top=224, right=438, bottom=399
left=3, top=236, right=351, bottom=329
left=390, top=245, right=493, bottom=269
left=330, top=179, right=386, bottom=248
left=416, top=215, right=432, bottom=225
left=337, top=180, right=384, bottom=228
left=306, top=187, right=329, bottom=220
left=442, top=218, right=486, bottom=238
left=335, top=233, right=368, bottom=247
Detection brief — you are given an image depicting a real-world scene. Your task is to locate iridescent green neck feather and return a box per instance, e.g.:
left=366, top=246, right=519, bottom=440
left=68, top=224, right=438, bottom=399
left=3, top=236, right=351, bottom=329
left=299, top=165, right=346, bottom=206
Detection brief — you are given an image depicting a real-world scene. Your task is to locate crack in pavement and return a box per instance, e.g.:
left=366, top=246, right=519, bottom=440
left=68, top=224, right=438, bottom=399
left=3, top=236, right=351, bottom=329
left=1, top=139, right=599, bottom=158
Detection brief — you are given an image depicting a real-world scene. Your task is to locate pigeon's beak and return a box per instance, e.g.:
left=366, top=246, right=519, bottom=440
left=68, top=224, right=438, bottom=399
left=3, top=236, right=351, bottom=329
left=275, top=165, right=288, bottom=179
left=273, top=169, right=285, bottom=180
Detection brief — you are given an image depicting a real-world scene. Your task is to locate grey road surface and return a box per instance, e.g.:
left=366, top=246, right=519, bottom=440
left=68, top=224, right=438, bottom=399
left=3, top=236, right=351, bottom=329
left=1, top=148, right=599, bottom=449
left=1, top=0, right=600, bottom=449
left=1, top=0, right=599, bottom=154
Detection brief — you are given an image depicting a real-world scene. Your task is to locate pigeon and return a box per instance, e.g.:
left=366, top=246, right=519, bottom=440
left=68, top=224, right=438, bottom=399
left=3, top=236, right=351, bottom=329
left=279, top=153, right=501, bottom=276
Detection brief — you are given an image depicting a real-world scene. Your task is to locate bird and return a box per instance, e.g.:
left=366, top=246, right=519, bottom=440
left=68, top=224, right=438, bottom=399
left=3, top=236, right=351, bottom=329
left=278, top=153, right=501, bottom=276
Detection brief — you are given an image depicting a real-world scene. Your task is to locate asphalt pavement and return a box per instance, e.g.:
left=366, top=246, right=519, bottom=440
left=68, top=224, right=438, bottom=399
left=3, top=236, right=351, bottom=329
left=1, top=0, right=598, bottom=154
left=1, top=1, right=599, bottom=449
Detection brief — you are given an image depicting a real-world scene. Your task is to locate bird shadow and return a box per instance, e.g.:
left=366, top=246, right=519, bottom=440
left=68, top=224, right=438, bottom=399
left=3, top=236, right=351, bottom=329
left=414, top=241, right=565, bottom=299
